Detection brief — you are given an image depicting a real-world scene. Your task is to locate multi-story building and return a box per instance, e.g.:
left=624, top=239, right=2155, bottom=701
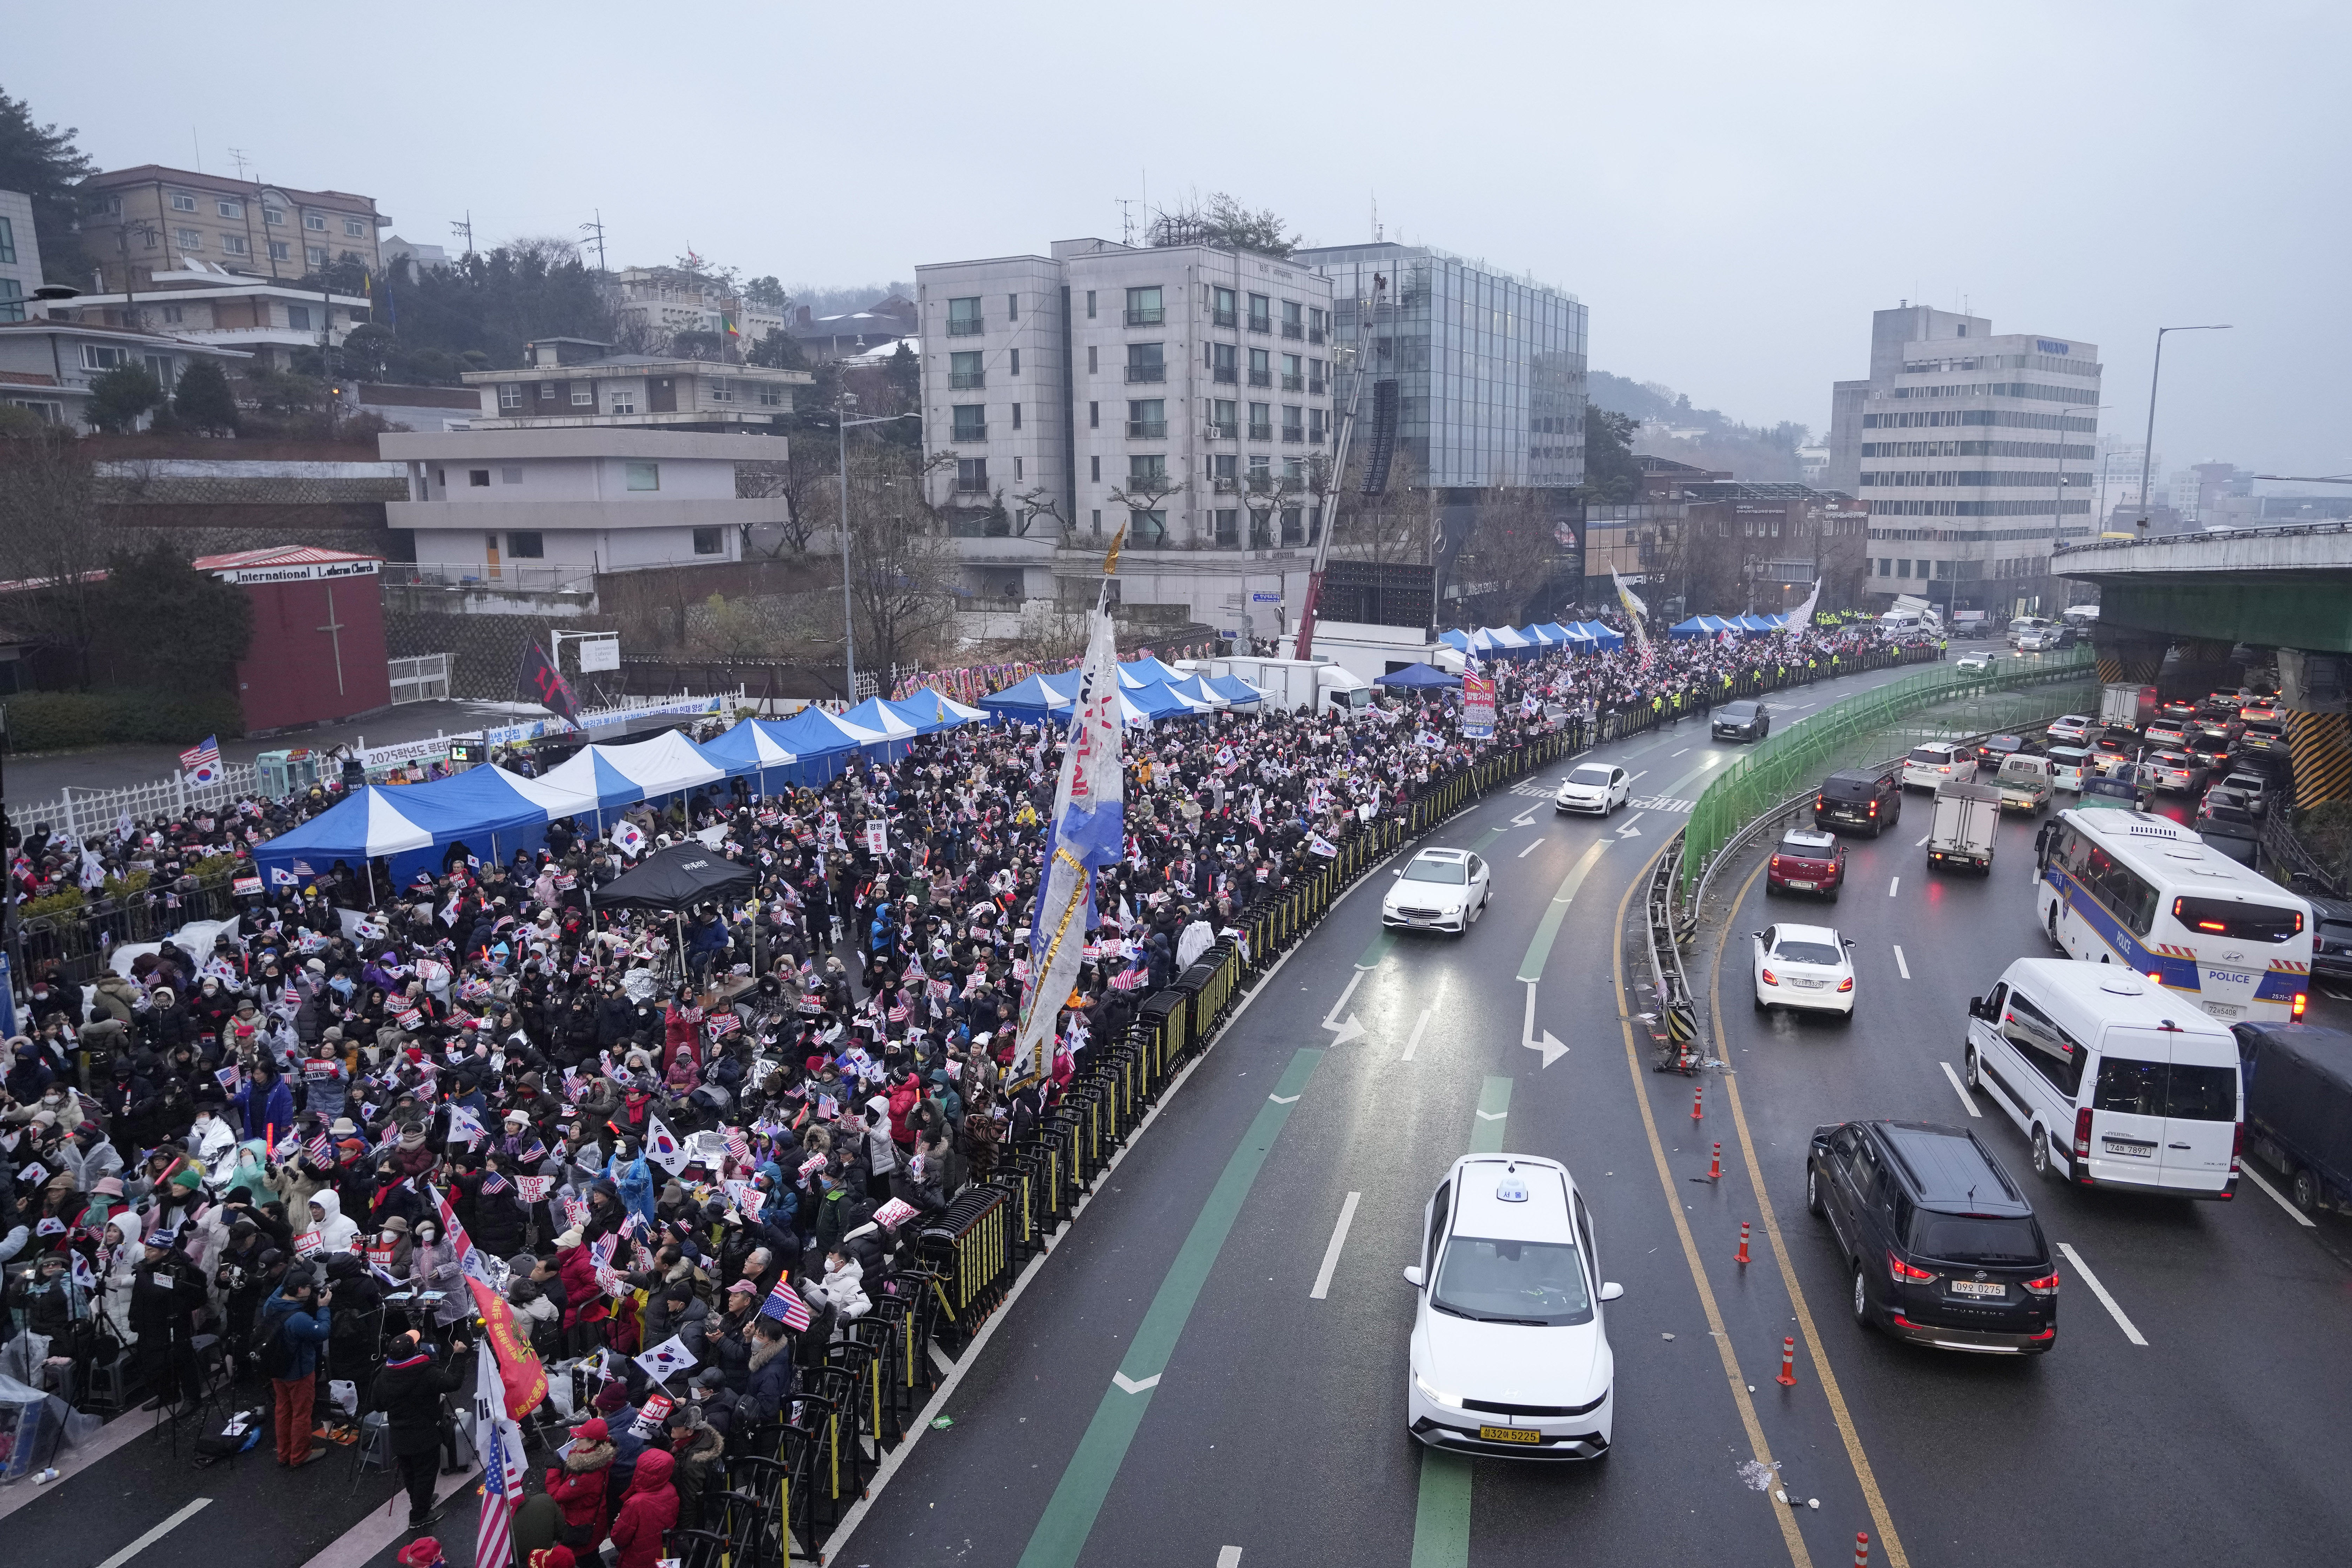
left=78, top=166, right=386, bottom=290
left=459, top=336, right=809, bottom=433
left=1827, top=305, right=2101, bottom=617
left=607, top=268, right=787, bottom=357
left=1584, top=459, right=1868, bottom=615
left=915, top=237, right=1338, bottom=634
left=0, top=189, right=38, bottom=324
left=0, top=317, right=247, bottom=429
left=788, top=295, right=916, bottom=361
left=46, top=261, right=367, bottom=373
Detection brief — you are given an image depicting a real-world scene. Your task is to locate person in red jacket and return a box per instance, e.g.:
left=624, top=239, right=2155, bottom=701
left=887, top=1071, right=920, bottom=1159
left=608, top=1447, right=679, bottom=1568
left=554, top=1229, right=609, bottom=1353
left=661, top=999, right=701, bottom=1073
left=544, top=1416, right=615, bottom=1553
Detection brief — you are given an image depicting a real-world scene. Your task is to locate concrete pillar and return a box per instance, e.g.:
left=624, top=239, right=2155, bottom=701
left=2279, top=649, right=2352, bottom=811
left=2092, top=625, right=2168, bottom=686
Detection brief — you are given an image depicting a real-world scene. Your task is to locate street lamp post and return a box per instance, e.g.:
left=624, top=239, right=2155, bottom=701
left=2135, top=324, right=2231, bottom=531
left=833, top=392, right=920, bottom=703
left=2046, top=402, right=2110, bottom=614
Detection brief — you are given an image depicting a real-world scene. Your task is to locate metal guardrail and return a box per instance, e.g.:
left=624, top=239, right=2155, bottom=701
left=2055, top=518, right=2351, bottom=556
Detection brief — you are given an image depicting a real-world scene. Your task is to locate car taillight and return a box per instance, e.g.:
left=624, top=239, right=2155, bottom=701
left=1868, top=800, right=1878, bottom=815
left=2074, top=1107, right=2094, bottom=1162
left=1888, top=1251, right=1935, bottom=1282
left=1816, top=796, right=1825, bottom=811
left=1837, top=976, right=1854, bottom=992
left=2231, top=1120, right=2244, bottom=1176
left=1770, top=855, right=1782, bottom=870
left=2293, top=992, right=2308, bottom=1020
left=1761, top=968, right=1780, bottom=987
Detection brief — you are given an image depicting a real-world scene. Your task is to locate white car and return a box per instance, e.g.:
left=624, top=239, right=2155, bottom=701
left=1554, top=762, right=1630, bottom=815
left=2045, top=714, right=2095, bottom=745
left=1752, top=922, right=1857, bottom=1018
left=1382, top=848, right=1491, bottom=933
left=1955, top=651, right=1996, bottom=673
left=1405, top=1154, right=1619, bottom=1461
left=1901, top=742, right=1978, bottom=792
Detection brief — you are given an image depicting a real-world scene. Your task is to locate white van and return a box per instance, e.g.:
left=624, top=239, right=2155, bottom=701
left=1963, top=959, right=2241, bottom=1199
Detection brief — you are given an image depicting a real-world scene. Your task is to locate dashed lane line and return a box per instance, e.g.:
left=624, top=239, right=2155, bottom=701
left=2057, top=1242, right=2148, bottom=1346
left=1309, top=1192, right=1362, bottom=1299
left=2238, top=1164, right=2316, bottom=1228
left=1892, top=945, right=1910, bottom=980
left=1888, top=876, right=1900, bottom=897
left=1938, top=1061, right=1981, bottom=1117
left=1402, top=1005, right=1433, bottom=1062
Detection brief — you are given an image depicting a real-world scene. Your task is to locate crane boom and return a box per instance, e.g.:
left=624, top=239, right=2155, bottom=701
left=1292, top=273, right=1387, bottom=661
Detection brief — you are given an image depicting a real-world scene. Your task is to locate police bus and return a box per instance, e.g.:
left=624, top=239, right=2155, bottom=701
left=2034, top=807, right=2312, bottom=1025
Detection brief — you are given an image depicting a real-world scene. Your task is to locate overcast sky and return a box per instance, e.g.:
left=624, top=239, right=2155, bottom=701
left=17, top=1, right=2347, bottom=479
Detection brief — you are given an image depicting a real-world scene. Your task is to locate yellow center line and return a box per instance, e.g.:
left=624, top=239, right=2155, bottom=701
left=1712, top=856, right=1911, bottom=1568
left=1609, top=846, right=1813, bottom=1568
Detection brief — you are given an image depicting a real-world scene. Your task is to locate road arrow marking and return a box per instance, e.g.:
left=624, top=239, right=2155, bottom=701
left=1615, top=811, right=1647, bottom=839
left=1322, top=969, right=1367, bottom=1045
left=1268, top=1093, right=1300, bottom=1104
left=1111, top=1372, right=1162, bottom=1394
left=1521, top=980, right=1568, bottom=1068
left=1510, top=804, right=1540, bottom=827
left=1475, top=1110, right=1508, bottom=1121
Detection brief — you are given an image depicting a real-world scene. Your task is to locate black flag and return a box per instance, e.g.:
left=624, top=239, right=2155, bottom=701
left=518, top=641, right=583, bottom=728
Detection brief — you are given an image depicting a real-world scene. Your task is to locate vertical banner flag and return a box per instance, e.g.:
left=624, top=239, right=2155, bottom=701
left=1012, top=588, right=1125, bottom=1087
left=1460, top=673, right=1496, bottom=740
left=429, top=1181, right=495, bottom=1287
left=466, top=1276, right=549, bottom=1419
left=1787, top=578, right=1821, bottom=629
left=518, top=641, right=584, bottom=729
left=1612, top=567, right=1654, bottom=668
left=472, top=1337, right=529, bottom=1568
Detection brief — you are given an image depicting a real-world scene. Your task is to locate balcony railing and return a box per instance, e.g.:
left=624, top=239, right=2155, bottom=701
left=1248, top=423, right=1273, bottom=441
left=1309, top=325, right=1326, bottom=344
left=953, top=473, right=990, bottom=493
left=1280, top=374, right=1304, bottom=392
left=1212, top=307, right=1237, bottom=328
left=1126, top=420, right=1167, bottom=439
left=945, top=318, right=984, bottom=336
left=949, top=371, right=985, bottom=389
left=1278, top=475, right=1305, bottom=492
left=1247, top=370, right=1271, bottom=387
left=1124, top=306, right=1164, bottom=327
left=1213, top=475, right=1241, bottom=492
left=1281, top=321, right=1304, bottom=339
left=1247, top=315, right=1272, bottom=334
left=1125, top=365, right=1166, bottom=383
left=1212, top=366, right=1238, bottom=384
left=952, top=423, right=988, bottom=442
left=1282, top=428, right=1305, bottom=443
left=1204, top=422, right=1237, bottom=440
left=1308, top=378, right=1326, bottom=395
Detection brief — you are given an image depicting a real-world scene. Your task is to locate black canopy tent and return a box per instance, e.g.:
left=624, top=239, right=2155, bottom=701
left=595, top=842, right=755, bottom=909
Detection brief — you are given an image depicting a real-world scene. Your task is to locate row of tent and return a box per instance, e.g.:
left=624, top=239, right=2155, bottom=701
left=252, top=663, right=1262, bottom=893
left=1437, top=623, right=1628, bottom=660
left=1666, top=613, right=1797, bottom=639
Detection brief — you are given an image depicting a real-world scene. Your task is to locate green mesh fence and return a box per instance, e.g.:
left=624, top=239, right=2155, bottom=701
left=1680, top=648, right=2097, bottom=900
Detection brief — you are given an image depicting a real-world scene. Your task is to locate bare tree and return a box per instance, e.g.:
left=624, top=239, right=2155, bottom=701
left=1147, top=193, right=1302, bottom=257
left=1326, top=446, right=1431, bottom=572
left=845, top=443, right=957, bottom=679
left=1455, top=486, right=1567, bottom=626
left=1107, top=466, right=1186, bottom=547
left=1010, top=484, right=1067, bottom=540
left=0, top=429, right=108, bottom=684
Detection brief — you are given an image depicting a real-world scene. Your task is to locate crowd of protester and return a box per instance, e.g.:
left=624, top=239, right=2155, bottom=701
left=0, top=615, right=1904, bottom=1547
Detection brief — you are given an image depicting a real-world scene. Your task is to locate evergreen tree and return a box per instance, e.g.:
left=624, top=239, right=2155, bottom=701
left=0, top=87, right=95, bottom=286
left=85, top=365, right=165, bottom=433
left=171, top=359, right=240, bottom=435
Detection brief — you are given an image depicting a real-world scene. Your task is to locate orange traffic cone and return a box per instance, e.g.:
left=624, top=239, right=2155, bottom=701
left=1692, top=1084, right=1704, bottom=1122
left=1736, top=1222, right=1751, bottom=1266
left=1709, top=1142, right=1722, bottom=1180
left=1854, top=1533, right=1870, bottom=1568
left=1775, top=1336, right=1797, bottom=1387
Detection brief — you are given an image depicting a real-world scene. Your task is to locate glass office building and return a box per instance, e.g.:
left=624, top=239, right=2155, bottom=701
left=1296, top=242, right=1587, bottom=490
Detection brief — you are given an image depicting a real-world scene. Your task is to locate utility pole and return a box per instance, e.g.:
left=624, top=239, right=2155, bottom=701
left=451, top=211, right=476, bottom=262
left=2135, top=325, right=2230, bottom=531
left=580, top=210, right=608, bottom=273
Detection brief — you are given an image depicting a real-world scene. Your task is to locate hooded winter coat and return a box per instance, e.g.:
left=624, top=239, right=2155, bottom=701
left=546, top=1418, right=616, bottom=1534
left=307, top=1187, right=361, bottom=1253
left=609, top=1447, right=679, bottom=1568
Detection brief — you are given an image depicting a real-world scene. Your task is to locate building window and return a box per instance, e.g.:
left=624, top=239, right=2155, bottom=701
left=1212, top=343, right=1237, bottom=383
left=1006, top=292, right=1019, bottom=321
left=498, top=384, right=523, bottom=410
left=756, top=384, right=784, bottom=406
left=950, top=351, right=984, bottom=390
left=215, top=198, right=242, bottom=218
left=1248, top=347, right=1271, bottom=386
left=1086, top=290, right=1097, bottom=319
left=1015, top=456, right=1023, bottom=481
left=343, top=217, right=366, bottom=238
left=1877, top=558, right=1891, bottom=577
left=1088, top=400, right=1099, bottom=429
left=1009, top=348, right=1020, bottom=377
left=175, top=228, right=202, bottom=250
left=1308, top=408, right=1325, bottom=443
left=303, top=211, right=327, bottom=231
left=538, top=382, right=557, bottom=401
left=1309, top=306, right=1328, bottom=344
left=952, top=405, right=986, bottom=441
left=1281, top=353, right=1303, bottom=391
left=1125, top=286, right=1164, bottom=327
left=268, top=240, right=290, bottom=261
left=500, top=466, right=524, bottom=485
left=80, top=343, right=129, bottom=370
left=1125, top=342, right=1165, bottom=383
left=1088, top=345, right=1098, bottom=374
left=287, top=305, right=312, bottom=330
left=508, top=530, right=544, bottom=557
left=142, top=354, right=175, bottom=387
left=1090, top=456, right=1101, bottom=482
left=956, top=457, right=988, bottom=492
left=1247, top=293, right=1271, bottom=333
left=1127, top=399, right=1166, bottom=439
left=691, top=526, right=723, bottom=555
left=1214, top=509, right=1240, bottom=547
left=571, top=386, right=593, bottom=406
left=1248, top=403, right=1272, bottom=442
left=609, top=389, right=637, bottom=415
left=263, top=206, right=286, bottom=227
left=1091, top=508, right=1102, bottom=531
left=1129, top=454, right=1167, bottom=483
left=1282, top=300, right=1304, bottom=338
left=626, top=461, right=660, bottom=491
left=0, top=216, right=14, bottom=264
left=946, top=297, right=982, bottom=335
left=1011, top=403, right=1022, bottom=430
left=707, top=377, right=733, bottom=403
left=469, top=469, right=492, bottom=487
left=1212, top=286, right=1237, bottom=329
left=219, top=233, right=248, bottom=256
left=169, top=190, right=197, bottom=212
left=1282, top=406, right=1304, bottom=442
left=306, top=245, right=327, bottom=268
left=1210, top=399, right=1237, bottom=438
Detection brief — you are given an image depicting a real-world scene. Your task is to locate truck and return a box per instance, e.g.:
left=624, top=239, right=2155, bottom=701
left=1994, top=752, right=2055, bottom=813
left=2235, top=1022, right=2352, bottom=1216
left=1926, top=780, right=2001, bottom=873
left=1876, top=594, right=1943, bottom=638
left=2099, top=682, right=2158, bottom=732
left=1216, top=656, right=1373, bottom=716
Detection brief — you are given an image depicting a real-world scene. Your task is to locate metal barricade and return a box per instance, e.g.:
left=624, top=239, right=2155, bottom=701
left=915, top=1186, right=1011, bottom=1355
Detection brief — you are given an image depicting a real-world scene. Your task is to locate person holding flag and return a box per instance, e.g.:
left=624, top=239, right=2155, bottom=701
left=369, top=1327, right=468, bottom=1531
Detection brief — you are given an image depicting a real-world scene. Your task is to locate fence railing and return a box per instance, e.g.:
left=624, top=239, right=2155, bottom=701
left=14, top=764, right=262, bottom=847
left=388, top=653, right=451, bottom=704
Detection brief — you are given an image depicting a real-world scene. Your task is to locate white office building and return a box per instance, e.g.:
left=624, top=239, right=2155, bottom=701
left=1827, top=305, right=2101, bottom=616
left=915, top=238, right=1337, bottom=635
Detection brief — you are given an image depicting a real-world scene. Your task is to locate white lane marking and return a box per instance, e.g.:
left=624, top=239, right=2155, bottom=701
left=1268, top=1093, right=1300, bottom=1104
left=1672, top=748, right=1690, bottom=757
left=1475, top=1109, right=1507, bottom=1121
left=1888, top=876, right=1901, bottom=897
left=1938, top=1061, right=1981, bottom=1117
left=1112, top=1371, right=1162, bottom=1394
left=1893, top=945, right=1910, bottom=980
left=1916, top=832, right=1931, bottom=847
left=2057, top=1242, right=2148, bottom=1346
left=1518, top=837, right=1544, bottom=857
left=2240, top=1164, right=2316, bottom=1227
left=1626, top=770, right=1649, bottom=783
left=1218, top=1550, right=1245, bottom=1568
left=1402, top=1006, right=1433, bottom=1062
left=1310, top=1191, right=1363, bottom=1299
left=96, top=1500, right=212, bottom=1568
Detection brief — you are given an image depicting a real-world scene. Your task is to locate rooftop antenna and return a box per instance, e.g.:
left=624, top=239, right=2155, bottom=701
left=1371, top=193, right=1380, bottom=242
left=451, top=210, right=475, bottom=260
left=228, top=147, right=251, bottom=182
left=1116, top=198, right=1137, bottom=247
left=191, top=127, right=202, bottom=175
left=580, top=209, right=608, bottom=272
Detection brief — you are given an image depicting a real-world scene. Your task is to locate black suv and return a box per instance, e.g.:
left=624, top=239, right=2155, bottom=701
left=1806, top=1119, right=2057, bottom=1354
left=1713, top=700, right=1770, bottom=742
left=1814, top=769, right=1902, bottom=837
left=2310, top=895, right=2352, bottom=984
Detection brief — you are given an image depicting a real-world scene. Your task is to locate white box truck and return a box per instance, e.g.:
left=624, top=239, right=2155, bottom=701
left=2099, top=683, right=2157, bottom=732
left=1221, top=657, right=1372, bottom=715
left=1927, top=781, right=2001, bottom=873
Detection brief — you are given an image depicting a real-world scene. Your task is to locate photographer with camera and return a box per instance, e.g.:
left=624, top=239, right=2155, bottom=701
left=256, top=1265, right=334, bottom=1466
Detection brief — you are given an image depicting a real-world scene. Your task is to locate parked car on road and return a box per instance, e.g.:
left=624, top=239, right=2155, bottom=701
left=1768, top=828, right=1847, bottom=898
left=1814, top=769, right=1902, bottom=836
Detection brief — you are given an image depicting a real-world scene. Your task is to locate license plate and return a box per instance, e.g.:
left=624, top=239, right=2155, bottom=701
left=1950, top=1280, right=2006, bottom=1298
left=1788, top=880, right=1817, bottom=891
left=2200, top=1001, right=2242, bottom=1018
left=2104, top=1140, right=2154, bottom=1157
left=1478, top=1425, right=1541, bottom=1444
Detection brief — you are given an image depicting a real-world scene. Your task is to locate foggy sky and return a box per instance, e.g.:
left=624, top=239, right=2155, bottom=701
left=16, top=0, right=2347, bottom=479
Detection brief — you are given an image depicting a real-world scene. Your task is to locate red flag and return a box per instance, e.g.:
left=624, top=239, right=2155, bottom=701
left=466, top=1276, right=549, bottom=1419
left=517, top=641, right=583, bottom=728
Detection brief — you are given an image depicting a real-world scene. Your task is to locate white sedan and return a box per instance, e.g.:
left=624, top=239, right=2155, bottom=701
left=1955, top=651, right=1997, bottom=673
left=1752, top=922, right=1857, bottom=1018
left=1901, top=742, right=1978, bottom=791
left=2046, top=714, right=2096, bottom=744
left=1406, top=1154, right=1620, bottom=1461
left=1554, top=763, right=1630, bottom=815
left=1382, top=848, right=1490, bottom=934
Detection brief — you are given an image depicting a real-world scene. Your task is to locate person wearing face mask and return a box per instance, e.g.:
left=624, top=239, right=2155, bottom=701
left=306, top=1187, right=361, bottom=1253
left=406, top=1218, right=469, bottom=1328
left=190, top=977, right=237, bottom=1042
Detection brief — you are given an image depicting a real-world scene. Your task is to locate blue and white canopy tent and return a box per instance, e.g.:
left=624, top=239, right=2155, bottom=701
left=889, top=687, right=988, bottom=733
left=976, top=671, right=1079, bottom=722
left=699, top=718, right=806, bottom=796
left=537, top=730, right=731, bottom=829
left=1374, top=661, right=1462, bottom=691
left=1203, top=673, right=1264, bottom=705
left=836, top=697, right=922, bottom=761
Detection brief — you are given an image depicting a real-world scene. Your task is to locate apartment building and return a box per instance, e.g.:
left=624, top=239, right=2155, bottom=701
left=915, top=238, right=1337, bottom=633
left=608, top=268, right=787, bottom=356
left=79, top=165, right=386, bottom=290
left=0, top=318, right=247, bottom=429
left=48, top=260, right=367, bottom=373
left=1828, top=304, right=2101, bottom=618
left=0, top=189, right=37, bottom=324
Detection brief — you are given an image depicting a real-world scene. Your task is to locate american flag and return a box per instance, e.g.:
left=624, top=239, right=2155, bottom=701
left=518, top=1138, right=546, bottom=1164
left=479, top=1169, right=511, bottom=1195
left=305, top=1133, right=332, bottom=1166
left=476, top=1413, right=522, bottom=1568
left=725, top=1129, right=750, bottom=1166
left=178, top=734, right=222, bottom=782
left=760, top=1278, right=812, bottom=1332
left=590, top=1230, right=618, bottom=1271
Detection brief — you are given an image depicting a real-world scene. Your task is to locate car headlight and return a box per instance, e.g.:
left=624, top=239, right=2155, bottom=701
left=1414, top=1372, right=1464, bottom=1409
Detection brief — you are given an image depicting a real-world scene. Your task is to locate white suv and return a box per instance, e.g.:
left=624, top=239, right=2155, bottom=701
left=1902, top=742, right=1978, bottom=791
left=1406, top=1155, right=1620, bottom=1460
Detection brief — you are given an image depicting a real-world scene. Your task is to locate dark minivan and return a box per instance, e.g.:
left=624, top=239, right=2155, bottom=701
left=1814, top=769, right=1902, bottom=837
left=1713, top=700, right=1770, bottom=743
left=1806, top=1119, right=2057, bottom=1354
